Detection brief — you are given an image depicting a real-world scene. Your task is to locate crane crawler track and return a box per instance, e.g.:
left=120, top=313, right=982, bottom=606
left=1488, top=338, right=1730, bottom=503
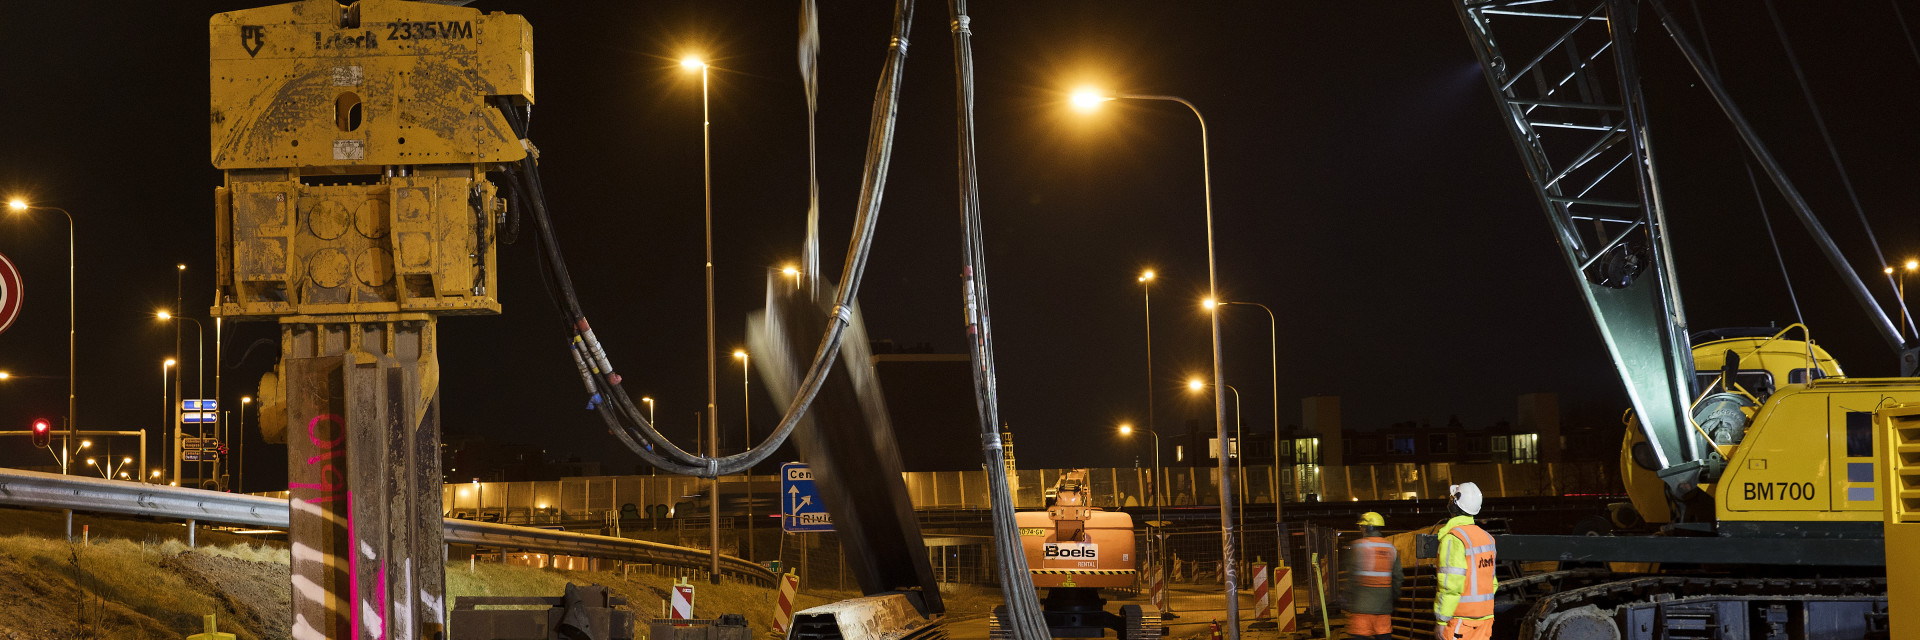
left=1516, top=573, right=1887, bottom=639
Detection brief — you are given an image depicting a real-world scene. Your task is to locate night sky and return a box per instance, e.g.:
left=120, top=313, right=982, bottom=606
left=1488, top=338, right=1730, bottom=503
left=2, top=2, right=1917, bottom=491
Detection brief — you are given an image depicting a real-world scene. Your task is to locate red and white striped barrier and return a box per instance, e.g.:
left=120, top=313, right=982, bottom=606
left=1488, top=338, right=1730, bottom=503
left=1273, top=565, right=1296, bottom=631
left=772, top=571, right=801, bottom=634
left=1252, top=561, right=1271, bottom=619
left=1149, top=565, right=1167, bottom=613
left=670, top=577, right=695, bottom=626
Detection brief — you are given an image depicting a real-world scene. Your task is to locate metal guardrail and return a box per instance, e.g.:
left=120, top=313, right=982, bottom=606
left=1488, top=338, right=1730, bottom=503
left=0, top=468, right=773, bottom=585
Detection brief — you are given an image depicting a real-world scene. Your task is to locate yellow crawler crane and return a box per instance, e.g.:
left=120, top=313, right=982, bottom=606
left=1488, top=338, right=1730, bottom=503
left=1451, top=1, right=1916, bottom=637
left=209, top=0, right=528, bottom=636
left=990, top=470, right=1160, bottom=639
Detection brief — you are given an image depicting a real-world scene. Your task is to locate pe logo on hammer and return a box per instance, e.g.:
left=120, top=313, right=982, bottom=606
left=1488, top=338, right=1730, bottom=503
left=241, top=25, right=266, bottom=57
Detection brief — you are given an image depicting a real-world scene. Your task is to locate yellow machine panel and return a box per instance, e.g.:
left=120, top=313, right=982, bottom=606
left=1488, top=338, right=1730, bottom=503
left=208, top=0, right=530, bottom=317
left=210, top=0, right=531, bottom=168
left=1719, top=382, right=1918, bottom=521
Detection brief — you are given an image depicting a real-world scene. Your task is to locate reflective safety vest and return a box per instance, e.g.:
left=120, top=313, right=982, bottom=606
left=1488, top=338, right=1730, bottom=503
left=1438, top=523, right=1497, bottom=621
left=1351, top=536, right=1396, bottom=588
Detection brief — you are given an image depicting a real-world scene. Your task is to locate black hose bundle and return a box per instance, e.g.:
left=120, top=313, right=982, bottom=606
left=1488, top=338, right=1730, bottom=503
left=945, top=1, right=1048, bottom=637
left=488, top=0, right=916, bottom=478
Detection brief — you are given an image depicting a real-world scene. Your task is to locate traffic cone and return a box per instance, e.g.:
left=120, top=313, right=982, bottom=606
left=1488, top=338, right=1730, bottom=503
left=1209, top=619, right=1222, bottom=640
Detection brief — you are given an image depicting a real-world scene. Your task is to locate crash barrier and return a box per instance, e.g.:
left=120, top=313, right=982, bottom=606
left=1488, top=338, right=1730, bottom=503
left=0, top=468, right=773, bottom=586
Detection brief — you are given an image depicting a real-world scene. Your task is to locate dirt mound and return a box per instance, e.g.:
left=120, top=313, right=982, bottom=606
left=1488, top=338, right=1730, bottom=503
left=164, top=552, right=291, bottom=640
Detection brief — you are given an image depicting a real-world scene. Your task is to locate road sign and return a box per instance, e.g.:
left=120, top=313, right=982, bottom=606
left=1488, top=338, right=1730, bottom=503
left=0, top=250, right=20, bottom=336
left=183, top=450, right=219, bottom=462
left=781, top=462, right=832, bottom=533
left=182, top=399, right=219, bottom=411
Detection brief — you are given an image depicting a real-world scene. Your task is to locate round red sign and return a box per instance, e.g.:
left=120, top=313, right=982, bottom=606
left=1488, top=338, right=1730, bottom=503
left=0, top=251, right=22, bottom=336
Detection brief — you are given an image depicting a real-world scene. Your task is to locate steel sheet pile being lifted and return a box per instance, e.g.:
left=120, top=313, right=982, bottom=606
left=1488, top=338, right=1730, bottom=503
left=495, top=0, right=1049, bottom=632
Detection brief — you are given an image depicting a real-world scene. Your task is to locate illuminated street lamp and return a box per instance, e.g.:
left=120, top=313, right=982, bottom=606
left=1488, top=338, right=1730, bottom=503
left=1210, top=298, right=1283, bottom=516
left=1075, top=87, right=1238, bottom=632
left=1118, top=421, right=1165, bottom=568
left=7, top=198, right=76, bottom=475
left=159, top=310, right=205, bottom=486
left=1187, top=377, right=1247, bottom=577
left=781, top=265, right=801, bottom=290
left=1893, top=261, right=1920, bottom=339
left=733, top=348, right=754, bottom=561
left=1136, top=269, right=1159, bottom=508
left=682, top=52, right=723, bottom=585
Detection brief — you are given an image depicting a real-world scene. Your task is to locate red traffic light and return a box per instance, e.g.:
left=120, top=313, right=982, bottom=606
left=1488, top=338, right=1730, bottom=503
left=30, top=419, right=50, bottom=448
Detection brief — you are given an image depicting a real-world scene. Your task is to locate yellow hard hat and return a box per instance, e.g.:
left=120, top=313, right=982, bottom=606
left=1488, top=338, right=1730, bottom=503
left=1357, top=511, right=1385, bottom=527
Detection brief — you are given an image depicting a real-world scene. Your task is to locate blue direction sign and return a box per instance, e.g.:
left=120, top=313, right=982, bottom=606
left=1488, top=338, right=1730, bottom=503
left=781, top=462, right=832, bottom=533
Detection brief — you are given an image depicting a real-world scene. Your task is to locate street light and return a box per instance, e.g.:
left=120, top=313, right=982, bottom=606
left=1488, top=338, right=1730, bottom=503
left=163, top=358, right=176, bottom=484
left=1118, top=421, right=1165, bottom=570
left=681, top=52, right=723, bottom=585
left=641, top=397, right=656, bottom=426
left=7, top=199, right=76, bottom=475
left=160, top=311, right=205, bottom=486
left=239, top=396, right=252, bottom=493
left=1211, top=299, right=1283, bottom=513
left=781, top=265, right=801, bottom=290
left=1076, top=87, right=1238, bottom=633
left=733, top=348, right=754, bottom=561
left=1137, top=269, right=1159, bottom=509
left=1188, top=377, right=1247, bottom=581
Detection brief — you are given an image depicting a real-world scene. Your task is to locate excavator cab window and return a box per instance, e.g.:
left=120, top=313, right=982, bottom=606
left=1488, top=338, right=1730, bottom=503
left=1787, top=367, right=1830, bottom=385
left=1694, top=370, right=1775, bottom=401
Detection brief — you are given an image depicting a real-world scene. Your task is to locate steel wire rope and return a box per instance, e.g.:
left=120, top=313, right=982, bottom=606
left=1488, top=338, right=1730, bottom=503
left=1691, top=0, right=1805, bottom=327
left=489, top=0, right=918, bottom=477
left=1760, top=0, right=1909, bottom=328
left=945, top=2, right=1049, bottom=638
left=1895, top=0, right=1920, bottom=73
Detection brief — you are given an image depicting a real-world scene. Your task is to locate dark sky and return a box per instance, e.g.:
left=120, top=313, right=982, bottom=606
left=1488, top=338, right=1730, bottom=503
left=2, top=2, right=1918, bottom=490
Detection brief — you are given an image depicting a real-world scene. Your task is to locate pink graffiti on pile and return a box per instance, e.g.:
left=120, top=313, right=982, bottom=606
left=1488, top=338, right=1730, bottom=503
left=287, top=413, right=384, bottom=638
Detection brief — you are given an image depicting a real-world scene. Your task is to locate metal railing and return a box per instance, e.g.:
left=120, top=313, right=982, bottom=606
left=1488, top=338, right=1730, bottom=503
left=0, top=468, right=773, bottom=585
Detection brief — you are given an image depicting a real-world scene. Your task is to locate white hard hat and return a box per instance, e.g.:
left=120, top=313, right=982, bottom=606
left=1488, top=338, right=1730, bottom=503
left=1450, top=482, right=1483, bottom=516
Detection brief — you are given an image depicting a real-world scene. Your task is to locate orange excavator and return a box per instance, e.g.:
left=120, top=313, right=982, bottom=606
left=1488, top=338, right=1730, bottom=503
left=990, top=469, right=1161, bottom=639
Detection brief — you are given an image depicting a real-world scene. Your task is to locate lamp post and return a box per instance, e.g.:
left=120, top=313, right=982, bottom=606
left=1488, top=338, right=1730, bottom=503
left=781, top=265, right=801, bottom=291
left=163, top=359, right=176, bottom=483
left=734, top=349, right=753, bottom=562
left=682, top=53, right=722, bottom=586
left=160, top=311, right=205, bottom=486
left=1190, top=378, right=1246, bottom=572
left=1137, top=269, right=1158, bottom=508
left=239, top=396, right=252, bottom=493
left=1119, top=422, right=1163, bottom=568
left=1212, top=299, right=1282, bottom=511
left=6, top=200, right=75, bottom=475
left=1892, top=261, right=1920, bottom=340
left=1077, top=90, right=1238, bottom=634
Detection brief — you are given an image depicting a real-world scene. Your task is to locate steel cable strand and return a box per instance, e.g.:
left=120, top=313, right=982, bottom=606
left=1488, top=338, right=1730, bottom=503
left=1761, top=0, right=1904, bottom=312
left=1692, top=0, right=1805, bottom=327
left=946, top=2, right=1048, bottom=638
left=493, top=0, right=917, bottom=476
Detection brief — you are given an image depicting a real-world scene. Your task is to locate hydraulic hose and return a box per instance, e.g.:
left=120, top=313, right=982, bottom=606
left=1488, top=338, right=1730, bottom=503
left=489, top=0, right=917, bottom=477
left=946, top=2, right=1049, bottom=638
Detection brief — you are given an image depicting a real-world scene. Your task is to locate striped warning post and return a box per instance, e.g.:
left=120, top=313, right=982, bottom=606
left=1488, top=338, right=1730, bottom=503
left=1252, top=561, right=1271, bottom=619
left=670, top=578, right=695, bottom=627
left=771, top=571, right=801, bottom=634
left=1029, top=569, right=1136, bottom=576
left=1273, top=565, right=1296, bottom=631
left=1149, top=565, right=1167, bottom=613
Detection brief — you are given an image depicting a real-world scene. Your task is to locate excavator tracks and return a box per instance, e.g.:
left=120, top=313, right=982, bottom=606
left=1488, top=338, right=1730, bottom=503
left=1516, top=573, right=1887, bottom=640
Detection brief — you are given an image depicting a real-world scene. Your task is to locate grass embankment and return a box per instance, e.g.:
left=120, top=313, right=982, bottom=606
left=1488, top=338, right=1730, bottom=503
left=0, top=506, right=869, bottom=640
